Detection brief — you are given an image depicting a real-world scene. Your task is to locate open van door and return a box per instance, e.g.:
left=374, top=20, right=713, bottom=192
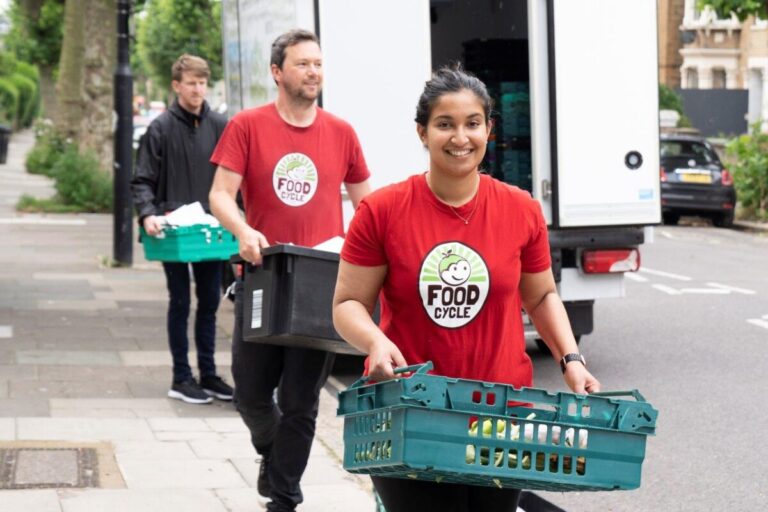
left=548, top=0, right=661, bottom=228
left=318, top=0, right=432, bottom=190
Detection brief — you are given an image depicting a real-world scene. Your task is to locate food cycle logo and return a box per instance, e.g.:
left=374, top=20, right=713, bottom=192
left=272, top=153, right=318, bottom=207
left=419, top=242, right=489, bottom=328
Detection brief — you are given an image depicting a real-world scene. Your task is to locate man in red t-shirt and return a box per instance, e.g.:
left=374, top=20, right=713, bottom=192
left=209, top=29, right=370, bottom=512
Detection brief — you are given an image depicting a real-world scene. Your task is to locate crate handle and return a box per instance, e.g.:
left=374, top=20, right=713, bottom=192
left=591, top=389, right=647, bottom=402
left=349, top=361, right=434, bottom=389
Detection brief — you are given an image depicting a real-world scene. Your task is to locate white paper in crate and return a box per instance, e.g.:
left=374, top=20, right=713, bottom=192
left=163, top=202, right=220, bottom=227
left=313, top=236, right=344, bottom=253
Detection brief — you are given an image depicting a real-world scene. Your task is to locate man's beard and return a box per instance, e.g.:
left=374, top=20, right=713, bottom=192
left=286, top=81, right=320, bottom=103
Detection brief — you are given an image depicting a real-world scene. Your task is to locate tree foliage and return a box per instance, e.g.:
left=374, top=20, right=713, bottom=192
left=659, top=84, right=684, bottom=113
left=137, top=0, right=223, bottom=93
left=659, top=84, right=693, bottom=128
left=697, top=1, right=768, bottom=21
left=726, top=123, right=768, bottom=220
left=3, top=0, right=64, bottom=68
left=0, top=52, right=41, bottom=128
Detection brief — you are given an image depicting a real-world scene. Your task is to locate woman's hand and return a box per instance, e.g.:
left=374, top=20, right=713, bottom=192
left=563, top=363, right=601, bottom=394
left=366, top=338, right=408, bottom=382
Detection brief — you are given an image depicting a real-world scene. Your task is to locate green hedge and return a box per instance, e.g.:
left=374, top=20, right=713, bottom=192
left=14, top=61, right=39, bottom=82
left=26, top=120, right=69, bottom=177
left=7, top=73, right=37, bottom=128
left=0, top=77, right=19, bottom=126
left=19, top=144, right=113, bottom=213
left=0, top=53, right=41, bottom=127
left=52, top=146, right=113, bottom=212
left=726, top=123, right=768, bottom=220
left=12, top=62, right=40, bottom=127
left=0, top=52, right=17, bottom=77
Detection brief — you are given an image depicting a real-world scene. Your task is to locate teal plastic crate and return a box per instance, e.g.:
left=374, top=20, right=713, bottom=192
left=337, top=362, right=657, bottom=492
left=140, top=225, right=238, bottom=263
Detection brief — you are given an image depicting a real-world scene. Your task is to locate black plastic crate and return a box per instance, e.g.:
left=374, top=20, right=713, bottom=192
left=242, top=244, right=364, bottom=355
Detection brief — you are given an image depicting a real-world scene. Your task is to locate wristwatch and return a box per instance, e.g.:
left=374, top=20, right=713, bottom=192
left=560, top=353, right=586, bottom=374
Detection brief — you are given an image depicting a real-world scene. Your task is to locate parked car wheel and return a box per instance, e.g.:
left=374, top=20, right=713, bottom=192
left=713, top=210, right=734, bottom=228
left=535, top=336, right=580, bottom=355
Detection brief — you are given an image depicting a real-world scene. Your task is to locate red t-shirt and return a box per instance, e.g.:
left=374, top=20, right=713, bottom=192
left=341, top=173, right=551, bottom=387
left=210, top=104, right=370, bottom=246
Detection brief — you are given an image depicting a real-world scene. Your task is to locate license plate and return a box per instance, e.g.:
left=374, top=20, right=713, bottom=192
left=679, top=173, right=712, bottom=184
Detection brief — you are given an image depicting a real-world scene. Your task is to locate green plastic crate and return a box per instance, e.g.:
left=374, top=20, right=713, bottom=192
left=140, top=225, right=238, bottom=263
left=337, top=362, right=657, bottom=492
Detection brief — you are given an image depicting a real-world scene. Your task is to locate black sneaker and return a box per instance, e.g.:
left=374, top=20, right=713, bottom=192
left=257, top=455, right=271, bottom=497
left=168, top=378, right=213, bottom=404
left=201, top=375, right=234, bottom=401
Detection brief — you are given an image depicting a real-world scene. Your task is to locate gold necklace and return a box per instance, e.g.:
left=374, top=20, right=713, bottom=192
left=450, top=192, right=479, bottom=225
left=426, top=172, right=481, bottom=225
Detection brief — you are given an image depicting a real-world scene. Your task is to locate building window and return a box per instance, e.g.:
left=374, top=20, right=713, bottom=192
left=712, top=68, right=726, bottom=89
left=748, top=69, right=763, bottom=125
left=686, top=68, right=699, bottom=89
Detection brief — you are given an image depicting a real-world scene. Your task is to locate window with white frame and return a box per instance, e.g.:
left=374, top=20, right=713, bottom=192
left=712, top=68, right=726, bottom=89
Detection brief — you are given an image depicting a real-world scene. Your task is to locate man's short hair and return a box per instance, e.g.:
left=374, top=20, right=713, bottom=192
left=172, top=54, right=210, bottom=82
left=270, top=29, right=320, bottom=69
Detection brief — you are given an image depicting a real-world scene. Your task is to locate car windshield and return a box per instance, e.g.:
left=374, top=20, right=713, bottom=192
left=660, top=140, right=717, bottom=165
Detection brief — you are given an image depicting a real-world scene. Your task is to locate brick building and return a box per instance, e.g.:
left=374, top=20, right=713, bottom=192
left=668, top=0, right=768, bottom=130
left=658, top=0, right=686, bottom=88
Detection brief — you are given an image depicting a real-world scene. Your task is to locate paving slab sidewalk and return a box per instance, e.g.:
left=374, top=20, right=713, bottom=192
left=0, top=130, right=375, bottom=511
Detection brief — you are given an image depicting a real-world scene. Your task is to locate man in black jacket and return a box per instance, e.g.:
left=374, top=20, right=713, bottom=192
left=131, top=54, right=233, bottom=404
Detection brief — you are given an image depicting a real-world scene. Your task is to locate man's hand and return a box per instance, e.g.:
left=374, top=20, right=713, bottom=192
left=238, top=226, right=270, bottom=265
left=142, top=215, right=164, bottom=236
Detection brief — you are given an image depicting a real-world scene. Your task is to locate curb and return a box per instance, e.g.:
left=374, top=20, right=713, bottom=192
left=732, top=220, right=768, bottom=233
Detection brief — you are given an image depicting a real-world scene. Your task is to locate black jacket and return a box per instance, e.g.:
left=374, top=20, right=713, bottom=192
left=131, top=99, right=227, bottom=222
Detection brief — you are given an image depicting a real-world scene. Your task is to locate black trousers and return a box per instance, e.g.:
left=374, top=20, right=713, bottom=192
left=233, top=281, right=335, bottom=511
left=162, top=261, right=222, bottom=382
left=372, top=476, right=521, bottom=512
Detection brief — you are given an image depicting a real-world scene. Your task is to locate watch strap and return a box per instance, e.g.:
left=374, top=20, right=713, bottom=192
left=560, top=353, right=586, bottom=373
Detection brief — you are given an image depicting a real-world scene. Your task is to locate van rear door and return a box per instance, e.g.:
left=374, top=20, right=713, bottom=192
left=547, top=0, right=661, bottom=228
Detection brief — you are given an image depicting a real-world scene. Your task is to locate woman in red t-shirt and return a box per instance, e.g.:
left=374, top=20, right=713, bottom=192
left=333, top=67, right=601, bottom=512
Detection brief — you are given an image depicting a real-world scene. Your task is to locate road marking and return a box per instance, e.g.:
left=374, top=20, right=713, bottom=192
left=640, top=267, right=692, bottom=281
left=624, top=273, right=648, bottom=283
left=679, top=288, right=730, bottom=294
left=652, top=284, right=682, bottom=295
left=747, top=319, right=768, bottom=330
left=0, top=325, right=11, bottom=338
left=0, top=218, right=87, bottom=226
left=705, top=282, right=757, bottom=295
left=652, top=284, right=743, bottom=295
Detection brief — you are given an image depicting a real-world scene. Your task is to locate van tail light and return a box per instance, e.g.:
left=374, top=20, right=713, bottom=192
left=660, top=166, right=668, bottom=182
left=721, top=169, right=733, bottom=186
left=582, top=249, right=640, bottom=274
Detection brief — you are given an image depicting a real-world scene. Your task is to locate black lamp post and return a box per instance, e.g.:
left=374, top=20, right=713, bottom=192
left=113, top=0, right=133, bottom=266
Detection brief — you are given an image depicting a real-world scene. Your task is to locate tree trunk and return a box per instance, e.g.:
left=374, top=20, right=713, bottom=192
left=79, top=0, right=116, bottom=171
left=55, top=0, right=116, bottom=173
left=20, top=0, right=45, bottom=15
left=38, top=64, right=58, bottom=120
left=55, top=0, right=86, bottom=141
